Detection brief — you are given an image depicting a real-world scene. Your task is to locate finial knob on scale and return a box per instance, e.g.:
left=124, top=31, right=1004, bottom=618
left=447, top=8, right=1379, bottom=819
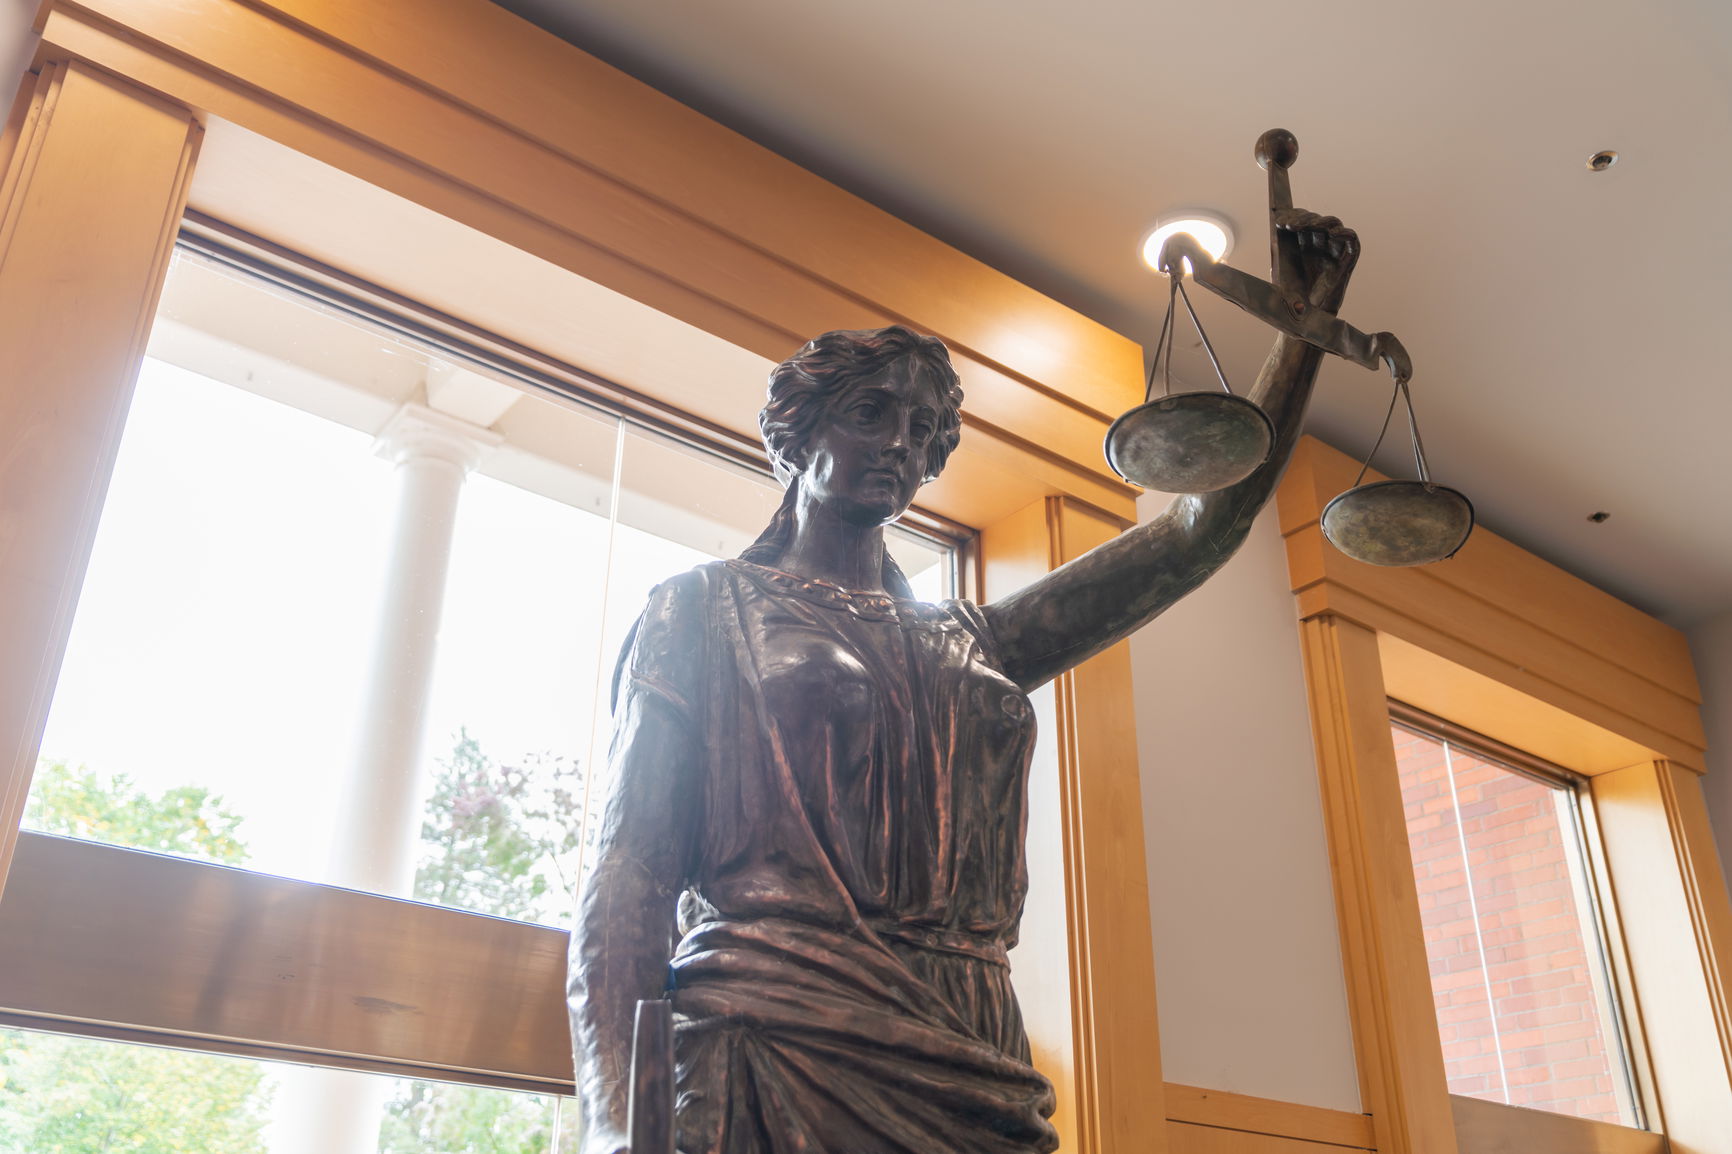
left=1254, top=128, right=1299, bottom=171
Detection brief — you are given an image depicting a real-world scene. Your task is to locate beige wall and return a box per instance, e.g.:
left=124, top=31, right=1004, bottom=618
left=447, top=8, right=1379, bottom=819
left=1130, top=500, right=1362, bottom=1112
left=1, top=5, right=31, bottom=89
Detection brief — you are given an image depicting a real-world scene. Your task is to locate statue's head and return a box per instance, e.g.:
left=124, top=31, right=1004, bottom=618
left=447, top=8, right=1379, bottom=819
left=742, top=326, right=964, bottom=595
left=759, top=325, right=964, bottom=490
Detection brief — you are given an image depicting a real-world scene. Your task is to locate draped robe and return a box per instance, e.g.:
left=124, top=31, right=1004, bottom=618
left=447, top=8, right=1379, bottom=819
left=610, top=558, right=1058, bottom=1154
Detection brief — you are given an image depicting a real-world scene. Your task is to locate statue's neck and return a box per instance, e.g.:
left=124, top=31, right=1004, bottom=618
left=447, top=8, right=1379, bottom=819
left=778, top=497, right=887, bottom=594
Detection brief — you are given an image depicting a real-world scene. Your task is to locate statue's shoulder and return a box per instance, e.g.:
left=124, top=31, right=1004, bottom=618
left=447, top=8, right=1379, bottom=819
left=939, top=596, right=1008, bottom=670
left=611, top=563, right=729, bottom=713
left=635, top=561, right=729, bottom=637
left=649, top=560, right=722, bottom=601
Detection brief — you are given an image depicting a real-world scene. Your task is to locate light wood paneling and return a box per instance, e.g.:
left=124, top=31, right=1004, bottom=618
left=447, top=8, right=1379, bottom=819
left=1594, top=761, right=1732, bottom=1152
left=1166, top=1120, right=1362, bottom=1154
left=1449, top=1096, right=1663, bottom=1154
left=1165, top=1082, right=1374, bottom=1149
left=0, top=60, right=200, bottom=896
left=1277, top=439, right=1704, bottom=768
left=88, top=0, right=1145, bottom=419
left=1296, top=615, right=1459, bottom=1154
left=1277, top=440, right=1697, bottom=704
left=0, top=834, right=571, bottom=1088
left=36, top=0, right=1142, bottom=522
left=1377, top=633, right=1678, bottom=777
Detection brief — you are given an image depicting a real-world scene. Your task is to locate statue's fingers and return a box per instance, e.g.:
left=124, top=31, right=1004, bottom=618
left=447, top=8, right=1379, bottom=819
left=1273, top=207, right=1329, bottom=233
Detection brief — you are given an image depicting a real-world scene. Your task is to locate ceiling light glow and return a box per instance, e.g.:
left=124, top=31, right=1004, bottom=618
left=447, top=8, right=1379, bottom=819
left=1141, top=216, right=1233, bottom=274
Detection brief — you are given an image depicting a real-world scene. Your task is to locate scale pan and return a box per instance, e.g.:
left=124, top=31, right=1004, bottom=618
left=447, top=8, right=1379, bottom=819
left=1321, top=479, right=1475, bottom=566
left=1104, top=392, right=1274, bottom=493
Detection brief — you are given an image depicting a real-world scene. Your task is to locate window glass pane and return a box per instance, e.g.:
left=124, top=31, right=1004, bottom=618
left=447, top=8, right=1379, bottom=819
left=1393, top=722, right=1641, bottom=1126
left=25, top=246, right=960, bottom=930
left=24, top=251, right=625, bottom=925
left=0, top=1026, right=574, bottom=1154
left=889, top=519, right=954, bottom=602
left=30, top=353, right=392, bottom=883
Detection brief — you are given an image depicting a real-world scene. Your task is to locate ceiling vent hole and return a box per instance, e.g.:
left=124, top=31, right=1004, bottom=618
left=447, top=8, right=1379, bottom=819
left=1588, top=150, right=1618, bottom=172
left=1587, top=511, right=1611, bottom=523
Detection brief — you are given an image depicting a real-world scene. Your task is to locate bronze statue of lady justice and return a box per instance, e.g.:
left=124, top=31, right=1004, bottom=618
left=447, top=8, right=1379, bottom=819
left=568, top=132, right=1366, bottom=1153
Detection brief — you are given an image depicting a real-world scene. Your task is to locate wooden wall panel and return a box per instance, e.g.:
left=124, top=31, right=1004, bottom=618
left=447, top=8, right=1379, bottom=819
left=75, top=0, right=1146, bottom=419
left=1277, top=439, right=1704, bottom=770
left=37, top=0, right=1143, bottom=521
left=0, top=60, right=200, bottom=895
left=1448, top=1096, right=1662, bottom=1154
left=1296, top=615, right=1459, bottom=1154
left=1593, top=761, right=1732, bottom=1152
left=1166, top=1124, right=1359, bottom=1154
left=1165, top=1083, right=1374, bottom=1149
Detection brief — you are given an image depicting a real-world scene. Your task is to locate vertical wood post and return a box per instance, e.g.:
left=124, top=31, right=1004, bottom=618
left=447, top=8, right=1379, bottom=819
left=0, top=59, right=201, bottom=896
left=1297, top=613, right=1458, bottom=1154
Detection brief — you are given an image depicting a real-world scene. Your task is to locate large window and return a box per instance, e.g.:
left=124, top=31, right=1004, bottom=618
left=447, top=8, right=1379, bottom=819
left=3, top=236, right=960, bottom=1151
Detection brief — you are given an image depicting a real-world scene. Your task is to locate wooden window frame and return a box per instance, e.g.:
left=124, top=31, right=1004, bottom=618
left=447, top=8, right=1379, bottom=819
left=1279, top=436, right=1732, bottom=1154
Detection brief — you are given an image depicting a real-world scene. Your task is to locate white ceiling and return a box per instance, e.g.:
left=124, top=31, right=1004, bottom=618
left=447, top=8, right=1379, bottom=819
left=493, top=0, right=1732, bottom=628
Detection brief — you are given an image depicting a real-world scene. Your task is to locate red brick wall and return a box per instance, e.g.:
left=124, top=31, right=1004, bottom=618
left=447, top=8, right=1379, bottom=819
left=1393, top=725, right=1630, bottom=1122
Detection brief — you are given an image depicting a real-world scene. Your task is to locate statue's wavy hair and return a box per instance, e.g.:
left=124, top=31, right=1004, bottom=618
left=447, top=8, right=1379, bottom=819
left=740, top=325, right=964, bottom=598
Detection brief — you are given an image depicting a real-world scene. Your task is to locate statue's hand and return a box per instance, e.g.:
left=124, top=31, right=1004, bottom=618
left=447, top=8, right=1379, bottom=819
left=1274, top=208, right=1359, bottom=315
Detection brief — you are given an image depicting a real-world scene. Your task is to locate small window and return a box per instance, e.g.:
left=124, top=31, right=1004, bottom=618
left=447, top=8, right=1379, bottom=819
left=1390, top=707, right=1643, bottom=1126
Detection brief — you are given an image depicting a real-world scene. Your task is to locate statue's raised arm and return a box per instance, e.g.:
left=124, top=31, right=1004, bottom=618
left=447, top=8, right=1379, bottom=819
left=983, top=207, right=1360, bottom=691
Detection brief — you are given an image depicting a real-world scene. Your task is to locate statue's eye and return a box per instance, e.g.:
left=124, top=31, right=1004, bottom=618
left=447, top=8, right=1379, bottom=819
left=911, top=419, right=935, bottom=442
left=851, top=401, right=882, bottom=424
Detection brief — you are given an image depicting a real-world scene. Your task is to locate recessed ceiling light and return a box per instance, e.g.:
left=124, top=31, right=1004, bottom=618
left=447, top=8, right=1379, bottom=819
left=1141, top=215, right=1233, bottom=274
left=1588, top=150, right=1618, bottom=172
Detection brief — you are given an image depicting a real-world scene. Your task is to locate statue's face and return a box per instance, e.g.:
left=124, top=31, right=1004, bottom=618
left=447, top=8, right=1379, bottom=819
left=798, top=358, right=944, bottom=527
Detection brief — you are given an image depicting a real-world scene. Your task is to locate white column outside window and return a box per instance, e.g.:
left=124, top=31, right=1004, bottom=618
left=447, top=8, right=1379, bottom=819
left=271, top=400, right=501, bottom=1154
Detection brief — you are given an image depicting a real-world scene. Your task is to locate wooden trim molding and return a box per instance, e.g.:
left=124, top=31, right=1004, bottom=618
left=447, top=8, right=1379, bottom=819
left=1593, top=760, right=1732, bottom=1149
left=1295, top=615, right=1458, bottom=1154
left=0, top=58, right=200, bottom=897
left=1278, top=438, right=1704, bottom=772
left=1164, top=1083, right=1374, bottom=1150
left=1448, top=1095, right=1662, bottom=1154
left=1279, top=436, right=1732, bottom=1154
left=34, top=0, right=1142, bottom=522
